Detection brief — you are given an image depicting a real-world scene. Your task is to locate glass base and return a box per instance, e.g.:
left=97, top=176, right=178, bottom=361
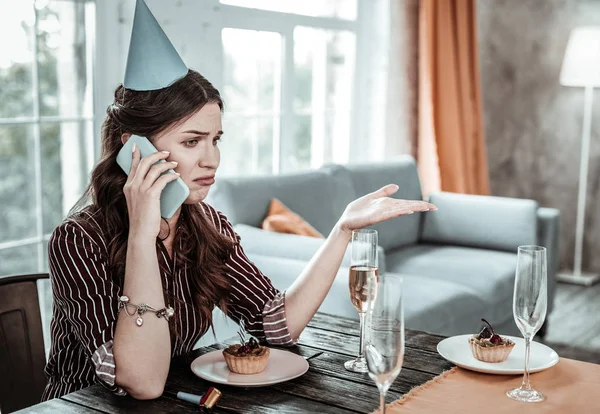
left=344, top=357, right=369, bottom=373
left=506, top=386, right=545, bottom=403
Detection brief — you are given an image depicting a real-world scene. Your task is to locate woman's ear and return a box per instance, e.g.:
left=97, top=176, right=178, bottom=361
left=121, top=133, right=131, bottom=145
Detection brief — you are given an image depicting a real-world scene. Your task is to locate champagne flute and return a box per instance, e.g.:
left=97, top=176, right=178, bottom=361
left=365, top=274, right=404, bottom=414
left=345, top=229, right=379, bottom=373
left=507, top=245, right=548, bottom=403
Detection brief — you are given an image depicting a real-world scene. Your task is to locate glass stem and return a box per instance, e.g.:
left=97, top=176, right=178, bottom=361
left=379, top=390, right=386, bottom=414
left=358, top=312, right=366, bottom=359
left=521, top=336, right=532, bottom=389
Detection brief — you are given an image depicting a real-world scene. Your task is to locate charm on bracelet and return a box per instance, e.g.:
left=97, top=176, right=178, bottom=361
left=117, top=295, right=174, bottom=327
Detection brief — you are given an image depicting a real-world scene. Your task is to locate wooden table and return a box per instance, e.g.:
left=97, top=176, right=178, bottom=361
left=20, top=313, right=454, bottom=413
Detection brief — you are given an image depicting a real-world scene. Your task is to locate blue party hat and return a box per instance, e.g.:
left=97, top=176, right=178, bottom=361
left=123, top=0, right=188, bottom=91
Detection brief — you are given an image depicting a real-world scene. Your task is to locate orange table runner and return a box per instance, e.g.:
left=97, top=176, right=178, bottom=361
left=374, top=358, right=600, bottom=413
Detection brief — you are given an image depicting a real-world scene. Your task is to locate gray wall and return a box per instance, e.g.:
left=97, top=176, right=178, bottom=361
left=477, top=0, right=600, bottom=273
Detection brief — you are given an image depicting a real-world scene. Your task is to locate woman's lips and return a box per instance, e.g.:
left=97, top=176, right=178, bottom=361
left=194, top=177, right=215, bottom=186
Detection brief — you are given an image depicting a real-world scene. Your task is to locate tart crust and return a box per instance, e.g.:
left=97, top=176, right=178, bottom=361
left=223, top=344, right=270, bottom=374
left=468, top=336, right=515, bottom=363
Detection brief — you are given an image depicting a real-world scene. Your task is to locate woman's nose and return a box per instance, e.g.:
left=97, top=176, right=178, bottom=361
left=197, top=143, right=218, bottom=168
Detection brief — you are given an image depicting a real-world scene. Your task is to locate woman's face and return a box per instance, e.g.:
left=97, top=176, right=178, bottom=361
left=152, top=103, right=222, bottom=204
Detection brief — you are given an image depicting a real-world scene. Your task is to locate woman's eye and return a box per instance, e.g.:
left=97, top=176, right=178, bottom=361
left=213, top=136, right=222, bottom=146
left=184, top=139, right=198, bottom=147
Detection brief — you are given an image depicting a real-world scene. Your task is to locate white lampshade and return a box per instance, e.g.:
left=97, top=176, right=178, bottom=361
left=560, top=26, right=600, bottom=87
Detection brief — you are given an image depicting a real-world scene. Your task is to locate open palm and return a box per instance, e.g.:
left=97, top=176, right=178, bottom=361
left=338, top=184, right=437, bottom=233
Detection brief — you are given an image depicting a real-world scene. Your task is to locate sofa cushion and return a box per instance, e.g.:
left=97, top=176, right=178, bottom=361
left=235, top=224, right=387, bottom=275
left=422, top=192, right=538, bottom=252
left=319, top=164, right=358, bottom=218
left=401, top=274, right=487, bottom=335
left=262, top=198, right=324, bottom=238
left=207, top=170, right=345, bottom=235
left=385, top=244, right=518, bottom=326
left=247, top=254, right=488, bottom=336
left=340, top=156, right=423, bottom=251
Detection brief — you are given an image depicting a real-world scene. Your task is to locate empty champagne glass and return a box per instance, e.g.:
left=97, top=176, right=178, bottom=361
left=345, top=229, right=379, bottom=373
left=365, top=274, right=404, bottom=414
left=507, top=245, right=548, bottom=403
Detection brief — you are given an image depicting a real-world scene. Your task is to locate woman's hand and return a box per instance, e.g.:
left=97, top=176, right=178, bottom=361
left=284, top=184, right=436, bottom=339
left=123, top=144, right=180, bottom=239
left=336, top=184, right=437, bottom=235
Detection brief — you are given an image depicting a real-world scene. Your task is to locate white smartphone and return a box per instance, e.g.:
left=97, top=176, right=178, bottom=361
left=116, top=134, right=190, bottom=219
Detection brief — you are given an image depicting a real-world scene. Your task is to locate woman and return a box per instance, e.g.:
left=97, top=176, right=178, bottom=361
left=42, top=70, right=436, bottom=401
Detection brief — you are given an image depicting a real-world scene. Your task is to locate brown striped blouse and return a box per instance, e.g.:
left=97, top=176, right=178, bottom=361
left=41, top=202, right=294, bottom=401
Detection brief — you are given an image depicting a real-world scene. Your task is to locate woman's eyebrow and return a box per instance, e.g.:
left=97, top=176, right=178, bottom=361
left=181, top=130, right=224, bottom=136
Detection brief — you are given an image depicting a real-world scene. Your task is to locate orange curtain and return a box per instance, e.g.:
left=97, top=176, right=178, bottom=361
left=418, top=0, right=490, bottom=196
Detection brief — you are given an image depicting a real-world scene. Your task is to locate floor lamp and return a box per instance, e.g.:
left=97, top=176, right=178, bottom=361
left=558, top=27, right=600, bottom=286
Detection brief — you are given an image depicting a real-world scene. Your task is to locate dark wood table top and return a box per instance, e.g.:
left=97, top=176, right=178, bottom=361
left=21, top=313, right=454, bottom=413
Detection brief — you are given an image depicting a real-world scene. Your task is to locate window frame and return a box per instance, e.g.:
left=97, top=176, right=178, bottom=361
left=215, top=1, right=365, bottom=175
left=0, top=0, right=96, bottom=275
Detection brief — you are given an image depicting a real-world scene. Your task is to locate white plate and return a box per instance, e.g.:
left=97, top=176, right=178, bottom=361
left=190, top=349, right=309, bottom=387
left=437, top=334, right=559, bottom=375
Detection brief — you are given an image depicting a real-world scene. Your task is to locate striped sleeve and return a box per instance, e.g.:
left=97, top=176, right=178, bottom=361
left=48, top=221, right=126, bottom=395
left=91, top=340, right=126, bottom=396
left=200, top=203, right=296, bottom=346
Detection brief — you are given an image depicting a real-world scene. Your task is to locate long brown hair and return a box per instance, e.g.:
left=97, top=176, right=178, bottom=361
left=73, top=70, right=233, bottom=332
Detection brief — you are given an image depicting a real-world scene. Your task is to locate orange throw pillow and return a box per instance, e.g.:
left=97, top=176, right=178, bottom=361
left=262, top=199, right=324, bottom=238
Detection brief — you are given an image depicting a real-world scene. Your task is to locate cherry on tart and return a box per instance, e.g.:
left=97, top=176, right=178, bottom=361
left=468, top=318, right=515, bottom=363
left=223, top=322, right=270, bottom=374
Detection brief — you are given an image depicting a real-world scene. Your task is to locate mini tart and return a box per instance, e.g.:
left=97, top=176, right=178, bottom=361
left=223, top=344, right=270, bottom=374
left=468, top=336, right=515, bottom=363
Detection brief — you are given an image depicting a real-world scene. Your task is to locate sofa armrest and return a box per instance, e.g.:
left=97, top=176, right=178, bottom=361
left=537, top=207, right=560, bottom=313
left=421, top=192, right=538, bottom=252
left=234, top=224, right=387, bottom=275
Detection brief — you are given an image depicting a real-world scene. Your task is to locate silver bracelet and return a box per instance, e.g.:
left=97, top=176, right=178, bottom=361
left=117, top=295, right=174, bottom=327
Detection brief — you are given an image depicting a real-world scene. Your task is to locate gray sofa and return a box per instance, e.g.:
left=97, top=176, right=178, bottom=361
left=199, top=155, right=560, bottom=346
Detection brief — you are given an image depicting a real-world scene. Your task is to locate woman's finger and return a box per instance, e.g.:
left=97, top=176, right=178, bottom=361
left=132, top=150, right=171, bottom=186
left=371, top=184, right=399, bottom=199
left=126, top=143, right=140, bottom=185
left=373, top=207, right=414, bottom=224
left=141, top=161, right=179, bottom=190
left=149, top=171, right=181, bottom=198
left=390, top=199, right=437, bottom=210
left=370, top=188, right=437, bottom=210
left=402, top=203, right=434, bottom=212
left=410, top=200, right=437, bottom=210
left=380, top=203, right=433, bottom=219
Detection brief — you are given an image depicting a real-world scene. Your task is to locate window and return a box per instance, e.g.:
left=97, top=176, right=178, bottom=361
left=0, top=0, right=95, bottom=349
left=216, top=0, right=359, bottom=175
left=219, top=28, right=282, bottom=176
left=0, top=0, right=95, bottom=277
left=293, top=27, right=355, bottom=170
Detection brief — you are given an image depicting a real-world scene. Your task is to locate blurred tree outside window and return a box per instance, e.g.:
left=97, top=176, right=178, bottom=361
left=0, top=0, right=95, bottom=353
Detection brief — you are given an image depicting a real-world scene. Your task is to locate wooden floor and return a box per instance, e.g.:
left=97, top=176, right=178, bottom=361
left=541, top=281, right=600, bottom=364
